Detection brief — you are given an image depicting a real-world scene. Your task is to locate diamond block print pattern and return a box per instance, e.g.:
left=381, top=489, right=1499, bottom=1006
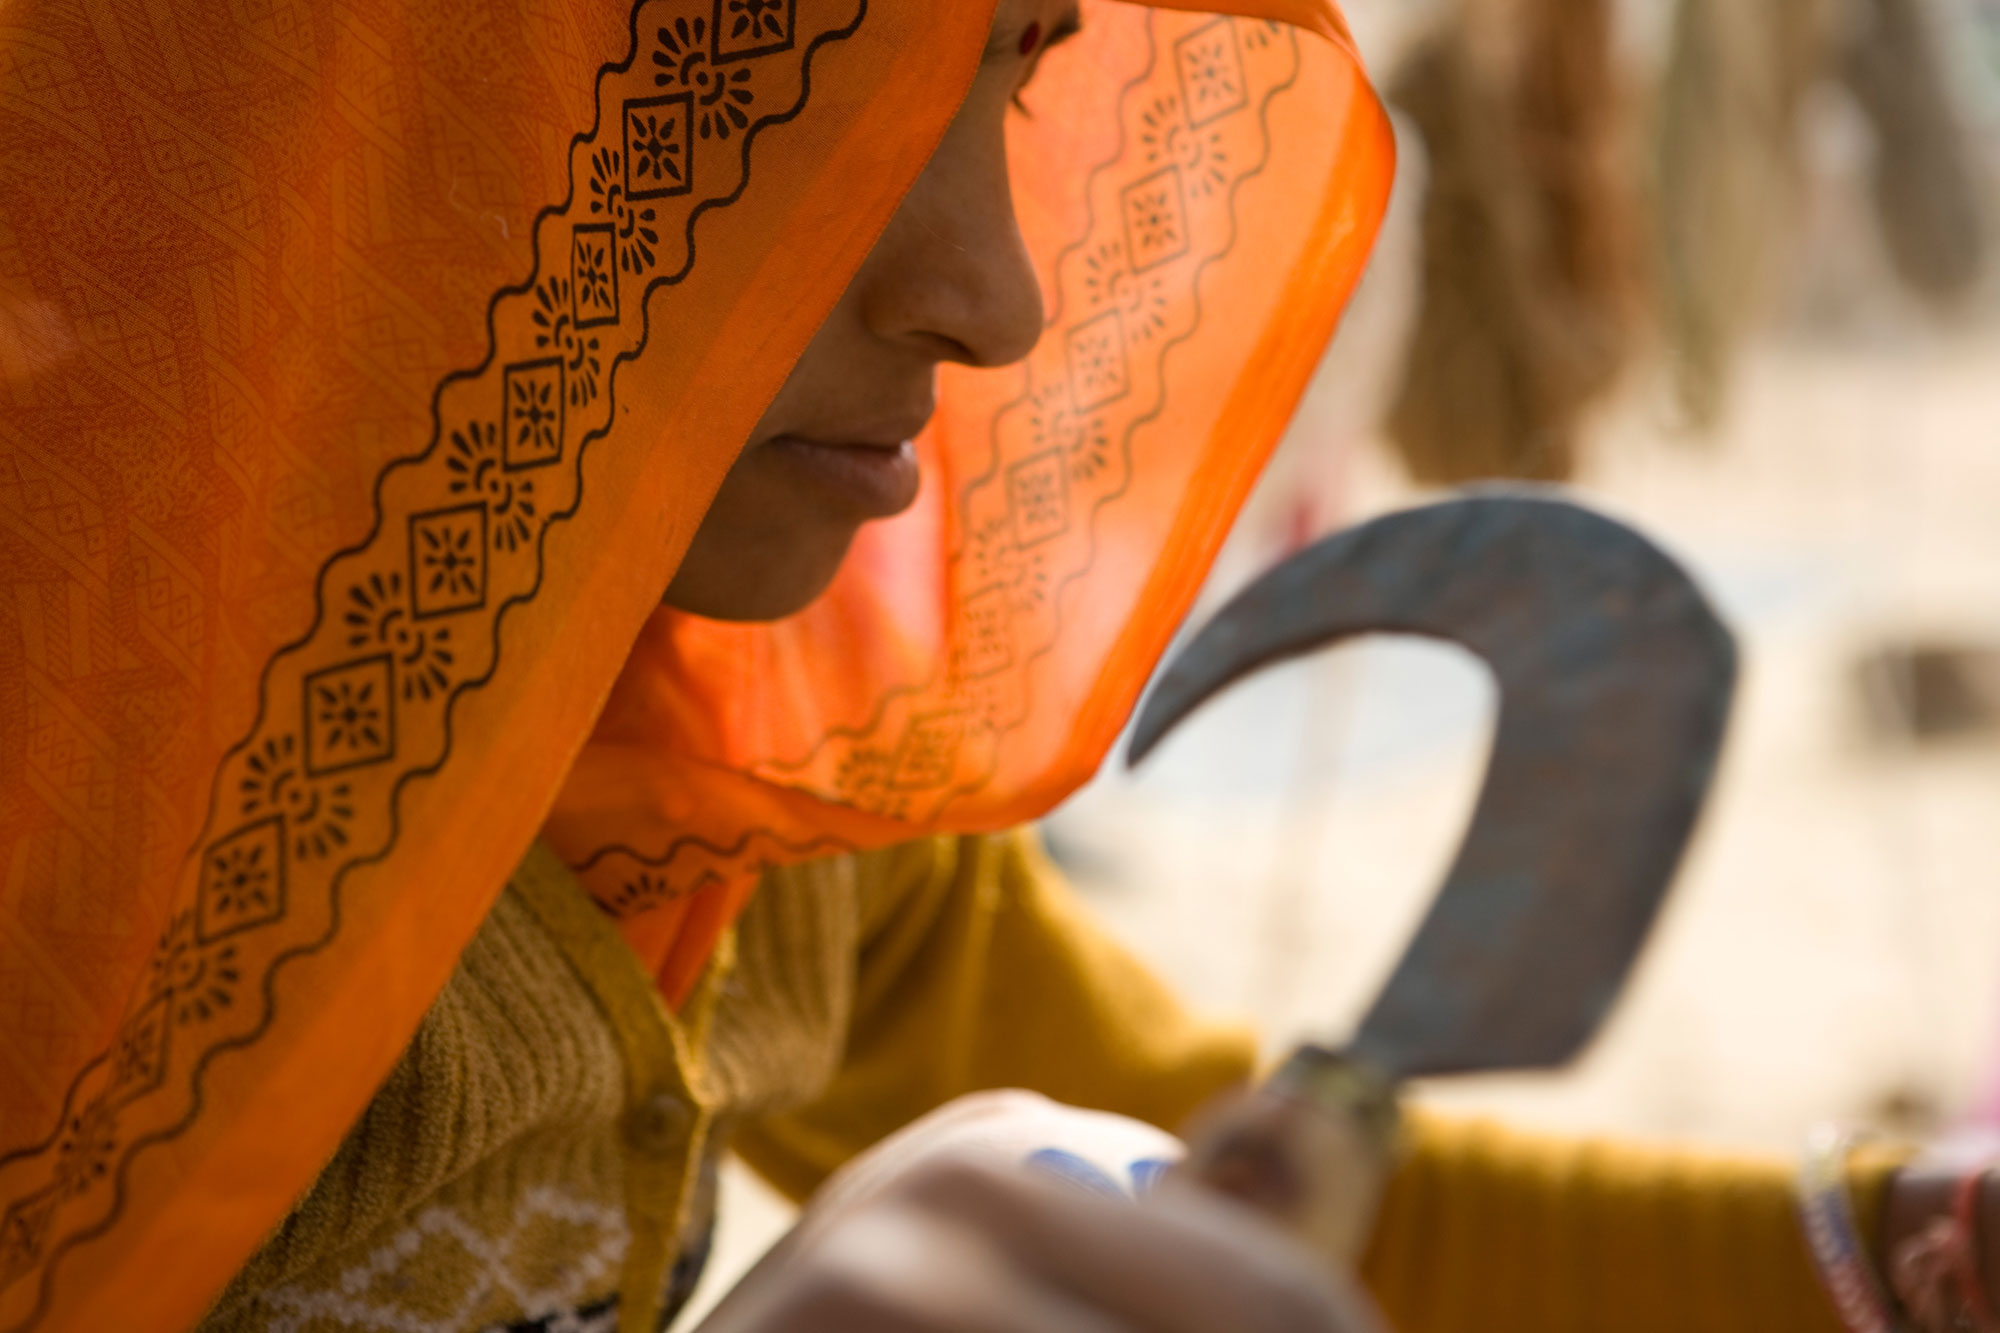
left=570, top=224, right=620, bottom=328
left=960, top=587, right=1014, bottom=681
left=623, top=94, right=693, bottom=200
left=409, top=503, right=488, bottom=619
left=1066, top=310, right=1130, bottom=412
left=503, top=358, right=565, bottom=471
left=0, top=1188, right=61, bottom=1286
left=107, top=993, right=171, bottom=1106
left=712, top=0, right=795, bottom=62
left=197, top=817, right=287, bottom=943
left=1175, top=19, right=1249, bottom=128
left=891, top=712, right=962, bottom=791
left=1007, top=449, right=1070, bottom=548
left=303, top=654, right=396, bottom=776
left=1121, top=166, right=1190, bottom=274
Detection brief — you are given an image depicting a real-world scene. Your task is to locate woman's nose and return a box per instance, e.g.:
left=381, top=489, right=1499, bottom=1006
left=857, top=102, right=1046, bottom=370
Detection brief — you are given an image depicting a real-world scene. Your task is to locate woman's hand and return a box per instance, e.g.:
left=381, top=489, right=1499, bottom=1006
left=697, top=1154, right=1386, bottom=1333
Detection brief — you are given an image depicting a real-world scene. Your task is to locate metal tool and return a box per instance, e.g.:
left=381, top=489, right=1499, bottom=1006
left=1130, top=491, right=1737, bottom=1263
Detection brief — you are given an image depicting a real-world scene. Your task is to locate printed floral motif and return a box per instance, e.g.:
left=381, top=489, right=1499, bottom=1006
left=418, top=526, right=481, bottom=604
left=1030, top=386, right=1112, bottom=482
left=410, top=506, right=489, bottom=618
left=1173, top=19, right=1248, bottom=127
left=1014, top=554, right=1051, bottom=610
left=574, top=239, right=614, bottom=311
left=395, top=625, right=455, bottom=702
left=145, top=913, right=243, bottom=1027
left=653, top=16, right=712, bottom=90
left=5, top=3, right=874, bottom=1299
left=1240, top=17, right=1283, bottom=51
left=654, top=15, right=759, bottom=139
left=1119, top=167, right=1190, bottom=273
left=727, top=0, right=787, bottom=41
left=1140, top=95, right=1228, bottom=199
left=571, top=225, right=620, bottom=327
left=340, top=573, right=406, bottom=648
left=52, top=1102, right=117, bottom=1195
left=531, top=276, right=603, bottom=408
left=787, top=12, right=1307, bottom=828
left=716, top=0, right=794, bottom=60
left=1007, top=450, right=1069, bottom=548
left=624, top=95, right=693, bottom=200
left=345, top=569, right=460, bottom=700
left=631, top=111, right=684, bottom=184
left=106, top=996, right=170, bottom=1105
left=239, top=733, right=356, bottom=860
left=1124, top=276, right=1169, bottom=342
left=303, top=656, right=396, bottom=773
left=0, top=1190, right=59, bottom=1287
left=607, top=872, right=679, bottom=915
left=965, top=511, right=1014, bottom=591
left=141, top=915, right=189, bottom=1005
left=696, top=67, right=754, bottom=139
left=963, top=506, right=1053, bottom=636
left=172, top=942, right=241, bottom=1025
left=1079, top=241, right=1169, bottom=345
left=587, top=147, right=661, bottom=275
left=445, top=421, right=538, bottom=555
left=503, top=360, right=566, bottom=470
left=206, top=840, right=278, bottom=918
left=198, top=817, right=288, bottom=941
left=890, top=712, right=963, bottom=791
left=959, top=587, right=1015, bottom=680
left=1064, top=310, right=1130, bottom=411
left=832, top=745, right=896, bottom=805
left=1081, top=241, right=1124, bottom=308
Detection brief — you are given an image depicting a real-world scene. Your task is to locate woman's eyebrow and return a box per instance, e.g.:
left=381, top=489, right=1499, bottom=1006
left=983, top=6, right=1084, bottom=64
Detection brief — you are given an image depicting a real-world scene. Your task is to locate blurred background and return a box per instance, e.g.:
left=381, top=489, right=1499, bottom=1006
left=1066, top=0, right=2000, bottom=1147
left=680, top=0, right=2000, bottom=1319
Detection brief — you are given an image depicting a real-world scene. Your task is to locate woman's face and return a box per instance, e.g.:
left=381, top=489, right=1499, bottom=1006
left=662, top=0, right=1079, bottom=621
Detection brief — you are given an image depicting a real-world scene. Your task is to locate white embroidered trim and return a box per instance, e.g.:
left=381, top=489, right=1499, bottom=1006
left=253, top=1185, right=629, bottom=1333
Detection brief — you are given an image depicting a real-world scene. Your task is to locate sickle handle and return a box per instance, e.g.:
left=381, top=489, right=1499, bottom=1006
left=1173, top=1046, right=1399, bottom=1277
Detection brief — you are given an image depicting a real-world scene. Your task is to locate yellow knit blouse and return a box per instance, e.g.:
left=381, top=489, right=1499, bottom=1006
left=203, top=830, right=1892, bottom=1333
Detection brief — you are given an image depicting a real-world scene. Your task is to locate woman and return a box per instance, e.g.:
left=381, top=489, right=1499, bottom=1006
left=0, top=0, right=1976, bottom=1330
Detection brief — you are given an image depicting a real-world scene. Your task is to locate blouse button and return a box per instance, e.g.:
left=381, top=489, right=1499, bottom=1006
left=624, top=1091, right=692, bottom=1156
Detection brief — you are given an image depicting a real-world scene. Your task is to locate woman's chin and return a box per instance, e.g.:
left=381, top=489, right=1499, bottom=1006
left=662, top=526, right=860, bottom=624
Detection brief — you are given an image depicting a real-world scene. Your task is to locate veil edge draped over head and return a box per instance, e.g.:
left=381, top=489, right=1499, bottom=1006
left=0, top=1, right=1390, bottom=1327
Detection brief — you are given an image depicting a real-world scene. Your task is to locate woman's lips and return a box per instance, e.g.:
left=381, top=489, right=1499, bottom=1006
left=765, top=436, right=921, bottom=519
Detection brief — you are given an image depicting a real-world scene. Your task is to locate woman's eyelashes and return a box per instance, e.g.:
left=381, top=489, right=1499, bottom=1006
left=1011, top=52, right=1042, bottom=115
left=1010, top=14, right=1081, bottom=115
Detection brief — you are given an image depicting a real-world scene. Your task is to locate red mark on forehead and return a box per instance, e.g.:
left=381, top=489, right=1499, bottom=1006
left=1019, top=21, right=1042, bottom=56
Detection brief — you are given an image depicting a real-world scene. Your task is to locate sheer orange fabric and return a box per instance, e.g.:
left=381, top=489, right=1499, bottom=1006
left=551, top=4, right=1392, bottom=1004
left=0, top=1, right=1389, bottom=1328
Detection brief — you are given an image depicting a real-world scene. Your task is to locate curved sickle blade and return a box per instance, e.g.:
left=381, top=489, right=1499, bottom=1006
left=1127, top=492, right=1737, bottom=1079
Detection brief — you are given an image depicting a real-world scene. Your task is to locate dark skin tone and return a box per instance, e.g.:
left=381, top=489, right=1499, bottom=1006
left=699, top=1157, right=1386, bottom=1333
left=677, top=9, right=1379, bottom=1329
left=666, top=0, right=1989, bottom=1321
left=661, top=1, right=1061, bottom=621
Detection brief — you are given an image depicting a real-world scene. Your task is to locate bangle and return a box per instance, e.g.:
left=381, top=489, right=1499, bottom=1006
left=1952, top=1167, right=2000, bottom=1330
left=1800, top=1124, right=1905, bottom=1333
left=1952, top=1168, right=2000, bottom=1320
left=1890, top=1162, right=2000, bottom=1333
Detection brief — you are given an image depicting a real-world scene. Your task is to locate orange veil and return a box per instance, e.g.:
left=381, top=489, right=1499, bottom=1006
left=0, top=1, right=1390, bottom=1327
